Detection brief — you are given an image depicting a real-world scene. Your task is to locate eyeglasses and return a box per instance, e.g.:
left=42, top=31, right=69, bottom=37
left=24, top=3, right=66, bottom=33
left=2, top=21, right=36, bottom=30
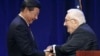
left=65, top=19, right=74, bottom=22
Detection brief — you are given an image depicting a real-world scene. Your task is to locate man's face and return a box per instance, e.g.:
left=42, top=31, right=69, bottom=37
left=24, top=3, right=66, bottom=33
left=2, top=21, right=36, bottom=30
left=64, top=14, right=75, bottom=34
left=26, top=7, right=40, bottom=24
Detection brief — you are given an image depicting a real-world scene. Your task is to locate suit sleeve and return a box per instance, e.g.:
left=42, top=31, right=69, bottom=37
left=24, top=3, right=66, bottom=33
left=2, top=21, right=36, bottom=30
left=55, top=32, right=91, bottom=55
left=14, top=25, right=45, bottom=56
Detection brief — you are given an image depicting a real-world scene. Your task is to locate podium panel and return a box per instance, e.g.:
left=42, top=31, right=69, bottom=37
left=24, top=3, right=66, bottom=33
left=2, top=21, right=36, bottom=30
left=76, top=51, right=100, bottom=56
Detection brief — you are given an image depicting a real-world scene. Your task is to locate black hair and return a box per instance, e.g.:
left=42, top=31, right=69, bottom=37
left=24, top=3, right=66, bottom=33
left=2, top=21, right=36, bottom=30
left=21, top=0, right=41, bottom=11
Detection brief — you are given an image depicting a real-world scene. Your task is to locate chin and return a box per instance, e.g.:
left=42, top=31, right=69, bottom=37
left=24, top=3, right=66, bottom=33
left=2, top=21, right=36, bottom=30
left=67, top=30, right=71, bottom=34
left=29, top=21, right=32, bottom=24
left=30, top=22, right=33, bottom=24
left=30, top=20, right=34, bottom=24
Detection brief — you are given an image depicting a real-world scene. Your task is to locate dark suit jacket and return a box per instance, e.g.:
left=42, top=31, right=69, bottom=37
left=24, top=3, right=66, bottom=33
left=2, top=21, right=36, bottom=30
left=7, top=15, right=45, bottom=56
left=55, top=23, right=98, bottom=56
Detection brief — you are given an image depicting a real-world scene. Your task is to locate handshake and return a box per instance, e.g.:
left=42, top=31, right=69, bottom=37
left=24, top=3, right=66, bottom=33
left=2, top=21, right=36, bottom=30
left=44, top=45, right=56, bottom=56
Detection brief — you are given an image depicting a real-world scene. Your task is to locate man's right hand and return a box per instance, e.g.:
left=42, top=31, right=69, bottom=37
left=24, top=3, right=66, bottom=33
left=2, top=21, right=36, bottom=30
left=44, top=45, right=53, bottom=56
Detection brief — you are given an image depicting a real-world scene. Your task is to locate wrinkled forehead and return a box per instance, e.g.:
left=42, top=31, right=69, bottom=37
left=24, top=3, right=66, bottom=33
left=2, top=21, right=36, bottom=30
left=65, top=13, right=70, bottom=20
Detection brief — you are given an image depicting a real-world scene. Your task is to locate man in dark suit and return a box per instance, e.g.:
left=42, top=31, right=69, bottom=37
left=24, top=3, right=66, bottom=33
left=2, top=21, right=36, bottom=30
left=7, top=0, right=52, bottom=56
left=45, top=9, right=98, bottom=56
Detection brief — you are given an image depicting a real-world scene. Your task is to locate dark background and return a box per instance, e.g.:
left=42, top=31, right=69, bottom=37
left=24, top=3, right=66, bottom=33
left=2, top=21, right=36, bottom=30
left=0, top=0, right=100, bottom=56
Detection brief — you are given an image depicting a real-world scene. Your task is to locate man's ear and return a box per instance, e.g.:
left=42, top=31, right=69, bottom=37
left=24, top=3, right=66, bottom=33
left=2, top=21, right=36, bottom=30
left=72, top=19, right=79, bottom=25
left=24, top=7, right=29, bottom=12
left=71, top=19, right=77, bottom=24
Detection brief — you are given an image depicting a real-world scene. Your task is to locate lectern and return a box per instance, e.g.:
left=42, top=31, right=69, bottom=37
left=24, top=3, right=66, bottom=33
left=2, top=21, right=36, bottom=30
left=76, top=51, right=100, bottom=56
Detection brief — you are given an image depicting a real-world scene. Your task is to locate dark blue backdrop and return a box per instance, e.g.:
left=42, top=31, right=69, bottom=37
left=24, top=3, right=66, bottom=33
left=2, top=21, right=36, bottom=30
left=0, top=0, right=100, bottom=56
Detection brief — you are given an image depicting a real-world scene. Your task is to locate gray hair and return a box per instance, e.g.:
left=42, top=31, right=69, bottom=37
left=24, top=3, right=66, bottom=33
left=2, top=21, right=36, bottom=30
left=67, top=8, right=86, bottom=25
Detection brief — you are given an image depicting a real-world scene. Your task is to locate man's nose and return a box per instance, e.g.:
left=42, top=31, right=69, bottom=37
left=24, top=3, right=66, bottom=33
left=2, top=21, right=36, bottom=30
left=64, top=22, right=66, bottom=26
